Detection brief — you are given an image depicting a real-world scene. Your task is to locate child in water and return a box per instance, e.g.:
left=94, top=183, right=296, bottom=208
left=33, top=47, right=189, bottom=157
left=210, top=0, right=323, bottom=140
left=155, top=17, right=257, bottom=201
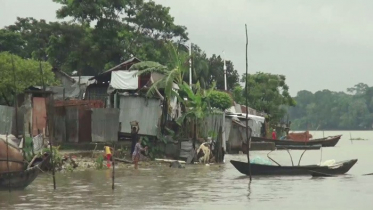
left=104, top=146, right=113, bottom=168
left=132, top=138, right=148, bottom=169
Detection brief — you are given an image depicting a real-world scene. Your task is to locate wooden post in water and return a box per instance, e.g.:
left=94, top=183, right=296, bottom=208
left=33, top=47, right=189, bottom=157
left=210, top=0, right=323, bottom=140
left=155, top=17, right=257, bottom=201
left=112, top=143, right=115, bottom=190
left=6, top=133, right=11, bottom=192
left=245, top=24, right=252, bottom=181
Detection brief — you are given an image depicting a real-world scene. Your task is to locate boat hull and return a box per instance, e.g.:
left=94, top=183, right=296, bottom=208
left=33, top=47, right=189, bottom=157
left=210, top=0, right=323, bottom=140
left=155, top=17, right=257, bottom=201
left=0, top=154, right=50, bottom=190
left=230, top=159, right=358, bottom=176
left=251, top=135, right=341, bottom=147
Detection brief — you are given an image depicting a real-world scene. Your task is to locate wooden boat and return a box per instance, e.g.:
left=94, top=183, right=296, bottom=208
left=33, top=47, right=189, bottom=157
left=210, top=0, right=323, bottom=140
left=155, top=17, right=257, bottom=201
left=0, top=137, right=24, bottom=172
left=0, top=153, right=50, bottom=190
left=230, top=159, right=357, bottom=176
left=251, top=135, right=341, bottom=147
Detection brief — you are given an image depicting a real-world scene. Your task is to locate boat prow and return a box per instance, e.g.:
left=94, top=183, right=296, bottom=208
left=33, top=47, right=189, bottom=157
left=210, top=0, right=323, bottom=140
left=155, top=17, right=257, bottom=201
left=0, top=153, right=50, bottom=190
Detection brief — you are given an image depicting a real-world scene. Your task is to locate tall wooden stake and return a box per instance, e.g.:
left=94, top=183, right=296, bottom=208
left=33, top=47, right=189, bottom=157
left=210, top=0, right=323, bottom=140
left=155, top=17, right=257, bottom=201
left=6, top=133, right=11, bottom=192
left=46, top=95, right=56, bottom=189
left=245, top=24, right=252, bottom=181
left=112, top=144, right=115, bottom=190
left=11, top=56, right=18, bottom=138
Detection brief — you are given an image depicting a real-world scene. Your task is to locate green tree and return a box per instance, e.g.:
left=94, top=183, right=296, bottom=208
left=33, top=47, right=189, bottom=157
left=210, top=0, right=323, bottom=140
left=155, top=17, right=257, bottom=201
left=208, top=54, right=239, bottom=91
left=0, top=29, right=25, bottom=56
left=232, top=85, right=244, bottom=104
left=0, top=52, right=56, bottom=105
left=53, top=0, right=188, bottom=70
left=208, top=90, right=233, bottom=111
left=241, top=72, right=296, bottom=125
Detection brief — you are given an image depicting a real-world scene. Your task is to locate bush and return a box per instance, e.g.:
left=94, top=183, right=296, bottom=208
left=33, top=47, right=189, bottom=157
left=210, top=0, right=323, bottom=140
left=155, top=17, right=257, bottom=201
left=208, top=91, right=233, bottom=111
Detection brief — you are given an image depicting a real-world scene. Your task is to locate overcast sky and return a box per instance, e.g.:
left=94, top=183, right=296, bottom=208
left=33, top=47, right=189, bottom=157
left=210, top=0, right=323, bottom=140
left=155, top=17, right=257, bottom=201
left=1, top=0, right=373, bottom=95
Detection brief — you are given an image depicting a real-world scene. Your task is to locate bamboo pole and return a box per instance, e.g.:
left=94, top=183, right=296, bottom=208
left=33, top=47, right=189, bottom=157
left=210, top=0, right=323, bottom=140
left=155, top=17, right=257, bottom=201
left=245, top=24, right=252, bottom=181
left=11, top=55, right=19, bottom=139
left=6, top=133, right=11, bottom=192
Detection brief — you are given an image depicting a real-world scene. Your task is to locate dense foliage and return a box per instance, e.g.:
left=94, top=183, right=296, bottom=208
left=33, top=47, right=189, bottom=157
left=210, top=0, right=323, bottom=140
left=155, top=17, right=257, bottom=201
left=0, top=52, right=56, bottom=106
left=208, top=90, right=233, bottom=111
left=288, top=83, right=373, bottom=130
left=233, top=72, right=296, bottom=125
left=0, top=0, right=239, bottom=90
left=0, top=0, right=293, bottom=127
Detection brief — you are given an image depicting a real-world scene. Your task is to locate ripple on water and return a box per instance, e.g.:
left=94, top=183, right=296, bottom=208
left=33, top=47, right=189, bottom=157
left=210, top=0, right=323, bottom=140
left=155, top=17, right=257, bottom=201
left=1, top=134, right=373, bottom=210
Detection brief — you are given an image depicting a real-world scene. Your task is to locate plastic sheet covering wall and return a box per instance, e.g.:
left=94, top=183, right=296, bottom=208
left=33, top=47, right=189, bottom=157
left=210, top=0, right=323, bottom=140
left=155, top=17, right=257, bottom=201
left=119, top=96, right=161, bottom=136
left=0, top=105, right=14, bottom=135
left=91, top=108, right=119, bottom=142
left=66, top=107, right=79, bottom=142
left=248, top=119, right=262, bottom=137
left=201, top=112, right=224, bottom=139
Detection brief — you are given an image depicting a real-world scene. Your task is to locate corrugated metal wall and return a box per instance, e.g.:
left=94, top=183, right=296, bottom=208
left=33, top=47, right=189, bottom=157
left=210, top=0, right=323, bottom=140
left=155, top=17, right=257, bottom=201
left=66, top=107, right=79, bottom=142
left=0, top=105, right=14, bottom=134
left=91, top=108, right=119, bottom=142
left=119, top=96, right=161, bottom=136
left=54, top=107, right=66, bottom=142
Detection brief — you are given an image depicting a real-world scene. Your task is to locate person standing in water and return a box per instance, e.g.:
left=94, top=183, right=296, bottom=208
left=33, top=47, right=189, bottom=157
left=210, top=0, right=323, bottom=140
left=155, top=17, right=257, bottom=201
left=272, top=129, right=277, bottom=140
left=130, top=125, right=139, bottom=156
left=132, top=138, right=148, bottom=169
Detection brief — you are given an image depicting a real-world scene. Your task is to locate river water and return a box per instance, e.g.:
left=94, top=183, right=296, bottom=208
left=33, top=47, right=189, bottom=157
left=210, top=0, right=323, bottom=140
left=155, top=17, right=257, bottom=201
left=1, top=131, right=373, bottom=210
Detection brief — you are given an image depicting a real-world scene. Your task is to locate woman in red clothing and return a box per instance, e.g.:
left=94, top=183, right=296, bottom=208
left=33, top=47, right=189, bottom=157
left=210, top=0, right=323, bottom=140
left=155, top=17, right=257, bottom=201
left=272, top=129, right=277, bottom=140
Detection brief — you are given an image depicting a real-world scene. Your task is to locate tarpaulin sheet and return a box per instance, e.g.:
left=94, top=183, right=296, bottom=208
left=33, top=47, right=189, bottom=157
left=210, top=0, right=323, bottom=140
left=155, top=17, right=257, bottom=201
left=110, top=71, right=139, bottom=90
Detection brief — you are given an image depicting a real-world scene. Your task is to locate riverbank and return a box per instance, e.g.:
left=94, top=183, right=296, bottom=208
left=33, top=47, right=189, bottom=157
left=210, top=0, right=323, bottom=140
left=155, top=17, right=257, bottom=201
left=57, top=150, right=157, bottom=172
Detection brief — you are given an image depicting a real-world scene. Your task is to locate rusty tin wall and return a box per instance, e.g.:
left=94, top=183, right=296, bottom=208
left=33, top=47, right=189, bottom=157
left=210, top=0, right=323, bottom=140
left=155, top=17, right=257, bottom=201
left=32, top=97, right=47, bottom=136
left=65, top=107, right=79, bottom=142
left=78, top=107, right=92, bottom=142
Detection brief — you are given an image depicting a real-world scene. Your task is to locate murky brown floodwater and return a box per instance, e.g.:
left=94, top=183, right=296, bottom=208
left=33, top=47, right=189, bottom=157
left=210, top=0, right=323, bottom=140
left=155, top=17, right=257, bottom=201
left=1, top=131, right=373, bottom=210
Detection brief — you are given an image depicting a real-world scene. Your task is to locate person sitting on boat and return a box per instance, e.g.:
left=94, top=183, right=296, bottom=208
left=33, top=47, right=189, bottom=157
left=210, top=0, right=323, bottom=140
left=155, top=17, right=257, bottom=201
left=272, top=129, right=277, bottom=140
left=104, top=146, right=114, bottom=168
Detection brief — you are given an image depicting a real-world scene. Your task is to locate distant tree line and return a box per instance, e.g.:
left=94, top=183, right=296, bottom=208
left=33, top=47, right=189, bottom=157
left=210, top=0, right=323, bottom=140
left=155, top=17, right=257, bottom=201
left=288, top=83, right=373, bottom=130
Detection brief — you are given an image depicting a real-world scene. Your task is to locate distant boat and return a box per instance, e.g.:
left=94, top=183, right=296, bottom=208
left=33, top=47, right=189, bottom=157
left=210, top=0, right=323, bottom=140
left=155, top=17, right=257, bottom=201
left=251, top=135, right=341, bottom=147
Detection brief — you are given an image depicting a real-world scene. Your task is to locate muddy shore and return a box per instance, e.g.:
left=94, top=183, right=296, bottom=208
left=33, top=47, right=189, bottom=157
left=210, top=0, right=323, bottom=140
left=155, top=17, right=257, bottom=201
left=57, top=150, right=177, bottom=172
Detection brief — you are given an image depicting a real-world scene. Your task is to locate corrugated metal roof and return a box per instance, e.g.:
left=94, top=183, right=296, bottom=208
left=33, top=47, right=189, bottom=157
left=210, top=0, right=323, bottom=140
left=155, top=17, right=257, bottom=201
left=89, top=57, right=141, bottom=81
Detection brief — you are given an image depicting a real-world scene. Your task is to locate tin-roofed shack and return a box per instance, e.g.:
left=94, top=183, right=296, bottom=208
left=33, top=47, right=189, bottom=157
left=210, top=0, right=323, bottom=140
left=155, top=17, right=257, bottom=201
left=86, top=57, right=143, bottom=104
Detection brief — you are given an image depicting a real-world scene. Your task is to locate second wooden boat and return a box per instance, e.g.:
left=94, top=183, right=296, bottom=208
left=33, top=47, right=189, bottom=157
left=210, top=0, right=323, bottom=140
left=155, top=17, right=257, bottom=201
left=251, top=135, right=341, bottom=147
left=231, top=159, right=357, bottom=176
